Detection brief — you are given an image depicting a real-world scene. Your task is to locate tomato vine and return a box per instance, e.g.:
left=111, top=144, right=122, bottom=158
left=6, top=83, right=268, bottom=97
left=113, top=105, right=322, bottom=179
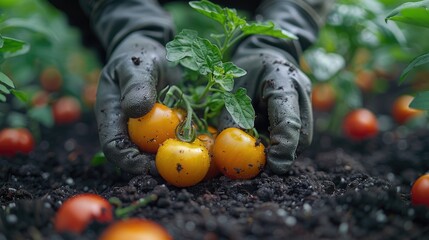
left=160, top=0, right=297, bottom=141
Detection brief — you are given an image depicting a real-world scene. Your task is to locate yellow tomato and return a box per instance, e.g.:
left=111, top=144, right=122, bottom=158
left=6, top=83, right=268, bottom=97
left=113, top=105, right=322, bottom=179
left=128, top=103, right=180, bottom=154
left=156, top=138, right=210, bottom=187
left=213, top=128, right=266, bottom=180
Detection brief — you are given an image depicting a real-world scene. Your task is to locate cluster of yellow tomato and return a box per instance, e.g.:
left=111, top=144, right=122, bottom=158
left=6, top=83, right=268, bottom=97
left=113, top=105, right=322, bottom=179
left=128, top=103, right=266, bottom=187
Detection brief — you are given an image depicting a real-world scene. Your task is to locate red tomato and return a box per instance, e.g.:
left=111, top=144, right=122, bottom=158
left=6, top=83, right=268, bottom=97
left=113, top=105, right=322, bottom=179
left=311, top=83, right=336, bottom=111
left=411, top=174, right=429, bottom=207
left=54, top=193, right=113, bottom=233
left=0, top=128, right=35, bottom=157
left=52, top=96, right=82, bottom=125
left=343, top=108, right=379, bottom=141
left=128, top=103, right=180, bottom=154
left=39, top=66, right=63, bottom=92
left=99, top=218, right=172, bottom=240
left=392, top=95, right=423, bottom=124
left=213, top=128, right=266, bottom=180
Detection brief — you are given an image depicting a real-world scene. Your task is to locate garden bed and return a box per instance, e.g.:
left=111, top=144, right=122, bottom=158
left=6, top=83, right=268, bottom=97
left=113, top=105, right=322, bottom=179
left=1, top=112, right=429, bottom=240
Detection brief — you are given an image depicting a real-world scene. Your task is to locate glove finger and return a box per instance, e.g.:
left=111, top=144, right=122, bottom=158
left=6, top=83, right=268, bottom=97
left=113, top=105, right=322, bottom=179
left=263, top=62, right=312, bottom=174
left=116, top=51, right=159, bottom=118
left=95, top=66, right=153, bottom=174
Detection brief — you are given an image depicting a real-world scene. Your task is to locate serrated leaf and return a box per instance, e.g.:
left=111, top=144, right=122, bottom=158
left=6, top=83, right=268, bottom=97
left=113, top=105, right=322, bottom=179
left=400, top=52, right=429, bottom=83
left=222, top=88, right=255, bottom=129
left=242, top=21, right=297, bottom=39
left=28, top=105, right=54, bottom=128
left=189, top=0, right=226, bottom=24
left=0, top=71, right=14, bottom=88
left=166, top=29, right=222, bottom=74
left=410, top=91, right=429, bottom=110
left=386, top=0, right=429, bottom=28
left=223, top=62, right=246, bottom=78
left=191, top=37, right=222, bottom=75
left=241, top=21, right=298, bottom=39
left=213, top=75, right=234, bottom=91
left=224, top=7, right=246, bottom=30
left=166, top=29, right=198, bottom=62
left=0, top=36, right=30, bottom=59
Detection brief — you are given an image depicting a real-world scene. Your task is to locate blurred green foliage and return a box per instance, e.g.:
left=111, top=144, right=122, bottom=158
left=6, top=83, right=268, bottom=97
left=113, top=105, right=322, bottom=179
left=0, top=0, right=101, bottom=132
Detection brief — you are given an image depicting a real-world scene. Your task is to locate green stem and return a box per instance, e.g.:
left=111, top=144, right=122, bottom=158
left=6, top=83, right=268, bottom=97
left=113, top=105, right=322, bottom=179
left=115, top=194, right=158, bottom=219
left=197, top=73, right=215, bottom=102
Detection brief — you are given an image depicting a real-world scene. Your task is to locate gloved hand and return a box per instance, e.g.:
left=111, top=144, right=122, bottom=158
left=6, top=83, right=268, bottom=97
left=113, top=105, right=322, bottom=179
left=80, top=0, right=179, bottom=174
left=218, top=0, right=334, bottom=175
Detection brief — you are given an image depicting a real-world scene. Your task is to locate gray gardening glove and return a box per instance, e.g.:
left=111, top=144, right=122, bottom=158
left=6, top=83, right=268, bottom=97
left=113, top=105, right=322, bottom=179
left=218, top=0, right=334, bottom=175
left=80, top=0, right=179, bottom=174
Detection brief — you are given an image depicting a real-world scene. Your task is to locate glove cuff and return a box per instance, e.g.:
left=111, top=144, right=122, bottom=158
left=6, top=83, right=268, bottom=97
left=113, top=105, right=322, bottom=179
left=80, top=0, right=174, bottom=58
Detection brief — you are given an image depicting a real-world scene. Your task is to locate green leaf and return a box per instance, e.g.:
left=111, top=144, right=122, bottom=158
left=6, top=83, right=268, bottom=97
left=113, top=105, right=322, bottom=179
left=0, top=83, right=9, bottom=94
left=0, top=35, right=3, bottom=48
left=0, top=18, right=57, bottom=41
left=189, top=0, right=226, bottom=24
left=192, top=37, right=222, bottom=75
left=91, top=152, right=107, bottom=166
left=222, top=88, right=255, bottom=129
left=410, top=91, right=429, bottom=110
left=224, top=7, right=246, bottom=30
left=386, top=0, right=429, bottom=28
left=0, top=36, right=30, bottom=59
left=166, top=29, right=200, bottom=71
left=242, top=21, right=298, bottom=39
left=10, top=89, right=29, bottom=104
left=223, top=62, right=246, bottom=78
left=166, top=29, right=222, bottom=74
left=0, top=93, right=5, bottom=102
left=0, top=71, right=15, bottom=88
left=400, top=52, right=429, bottom=83
left=166, top=29, right=198, bottom=62
left=28, top=105, right=54, bottom=128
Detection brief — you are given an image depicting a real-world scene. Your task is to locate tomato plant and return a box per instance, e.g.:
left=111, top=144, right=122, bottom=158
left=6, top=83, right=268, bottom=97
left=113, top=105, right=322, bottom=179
left=0, top=128, right=35, bottom=157
left=411, top=174, right=429, bottom=207
left=311, top=82, right=336, bottom=111
left=52, top=96, right=82, bottom=125
left=39, top=66, right=63, bottom=92
left=392, top=95, right=423, bottom=124
left=54, top=193, right=113, bottom=233
left=128, top=103, right=181, bottom=154
left=343, top=108, right=379, bottom=141
left=213, top=128, right=266, bottom=180
left=156, top=138, right=210, bottom=187
left=99, top=218, right=172, bottom=240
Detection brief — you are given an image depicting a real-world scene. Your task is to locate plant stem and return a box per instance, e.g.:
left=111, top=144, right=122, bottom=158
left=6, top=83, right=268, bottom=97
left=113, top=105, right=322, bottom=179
left=115, top=194, right=158, bottom=219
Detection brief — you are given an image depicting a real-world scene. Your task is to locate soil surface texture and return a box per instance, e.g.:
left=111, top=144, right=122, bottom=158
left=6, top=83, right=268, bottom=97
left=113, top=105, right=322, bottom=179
left=1, top=113, right=429, bottom=240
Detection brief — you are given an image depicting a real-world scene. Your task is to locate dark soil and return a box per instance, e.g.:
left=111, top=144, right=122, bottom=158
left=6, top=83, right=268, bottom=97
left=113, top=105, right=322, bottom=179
left=1, top=112, right=429, bottom=240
